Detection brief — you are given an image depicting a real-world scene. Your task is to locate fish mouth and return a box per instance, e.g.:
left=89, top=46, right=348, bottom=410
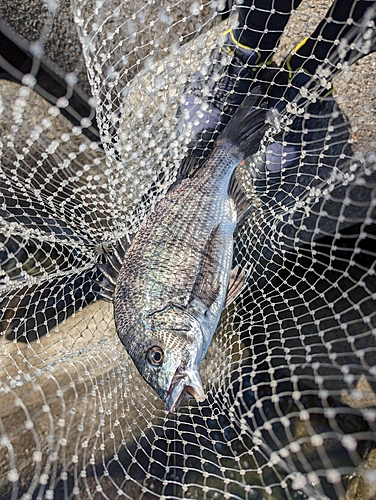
left=166, top=367, right=206, bottom=412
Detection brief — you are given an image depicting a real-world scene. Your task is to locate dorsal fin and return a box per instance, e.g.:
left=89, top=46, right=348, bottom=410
left=96, top=236, right=130, bottom=301
left=114, top=236, right=128, bottom=263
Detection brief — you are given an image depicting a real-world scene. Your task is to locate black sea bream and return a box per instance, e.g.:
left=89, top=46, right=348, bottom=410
left=100, top=90, right=269, bottom=411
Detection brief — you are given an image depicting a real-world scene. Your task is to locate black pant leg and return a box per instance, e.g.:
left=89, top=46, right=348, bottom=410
left=233, top=0, right=303, bottom=57
left=290, top=0, right=376, bottom=73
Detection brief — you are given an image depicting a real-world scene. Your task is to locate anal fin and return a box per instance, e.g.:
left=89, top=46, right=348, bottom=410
left=228, top=174, right=253, bottom=225
left=167, top=154, right=199, bottom=192
left=225, top=265, right=248, bottom=308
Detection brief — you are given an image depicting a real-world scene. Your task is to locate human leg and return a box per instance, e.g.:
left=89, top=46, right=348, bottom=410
left=265, top=0, right=376, bottom=172
left=234, top=0, right=302, bottom=58
left=177, top=0, right=300, bottom=159
left=288, top=0, right=376, bottom=75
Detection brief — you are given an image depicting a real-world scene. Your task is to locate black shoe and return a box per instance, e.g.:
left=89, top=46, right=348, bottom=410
left=263, top=39, right=334, bottom=173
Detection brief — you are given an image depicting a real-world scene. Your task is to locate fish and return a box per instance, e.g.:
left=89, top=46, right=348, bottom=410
left=100, top=88, right=269, bottom=412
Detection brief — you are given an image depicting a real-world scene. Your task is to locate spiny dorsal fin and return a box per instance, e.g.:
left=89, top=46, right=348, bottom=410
left=96, top=236, right=130, bottom=301
left=97, top=287, right=115, bottom=302
left=115, top=236, right=129, bottom=262
left=225, top=265, right=248, bottom=308
left=96, top=261, right=116, bottom=301
left=228, top=173, right=253, bottom=225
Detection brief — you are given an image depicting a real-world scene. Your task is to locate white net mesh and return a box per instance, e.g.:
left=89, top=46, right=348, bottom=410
left=1, top=0, right=376, bottom=499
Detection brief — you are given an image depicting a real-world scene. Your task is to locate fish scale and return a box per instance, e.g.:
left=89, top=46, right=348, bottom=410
left=104, top=89, right=270, bottom=411
left=119, top=171, right=233, bottom=311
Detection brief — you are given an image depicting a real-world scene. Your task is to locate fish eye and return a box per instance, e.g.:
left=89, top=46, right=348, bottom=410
left=147, top=346, right=164, bottom=367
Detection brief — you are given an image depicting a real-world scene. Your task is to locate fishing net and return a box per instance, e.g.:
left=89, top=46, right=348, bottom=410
left=1, top=0, right=376, bottom=498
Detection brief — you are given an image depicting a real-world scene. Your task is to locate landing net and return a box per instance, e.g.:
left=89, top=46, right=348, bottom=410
left=0, top=1, right=376, bottom=498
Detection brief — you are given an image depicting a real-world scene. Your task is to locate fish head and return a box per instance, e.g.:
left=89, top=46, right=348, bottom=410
left=118, top=303, right=206, bottom=412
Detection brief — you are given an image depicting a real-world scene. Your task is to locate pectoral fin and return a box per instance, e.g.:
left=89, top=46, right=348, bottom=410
left=225, top=265, right=248, bottom=308
left=189, top=225, right=221, bottom=310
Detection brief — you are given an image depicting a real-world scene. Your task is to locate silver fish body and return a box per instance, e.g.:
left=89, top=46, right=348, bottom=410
left=104, top=91, right=269, bottom=411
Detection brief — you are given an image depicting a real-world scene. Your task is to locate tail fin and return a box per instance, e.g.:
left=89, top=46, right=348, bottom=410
left=219, top=86, right=269, bottom=158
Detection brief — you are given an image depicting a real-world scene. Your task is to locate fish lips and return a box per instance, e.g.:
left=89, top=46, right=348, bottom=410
left=166, top=367, right=206, bottom=412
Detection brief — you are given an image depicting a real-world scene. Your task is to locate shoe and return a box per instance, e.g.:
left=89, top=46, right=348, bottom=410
left=177, top=27, right=274, bottom=158
left=263, top=38, right=334, bottom=173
